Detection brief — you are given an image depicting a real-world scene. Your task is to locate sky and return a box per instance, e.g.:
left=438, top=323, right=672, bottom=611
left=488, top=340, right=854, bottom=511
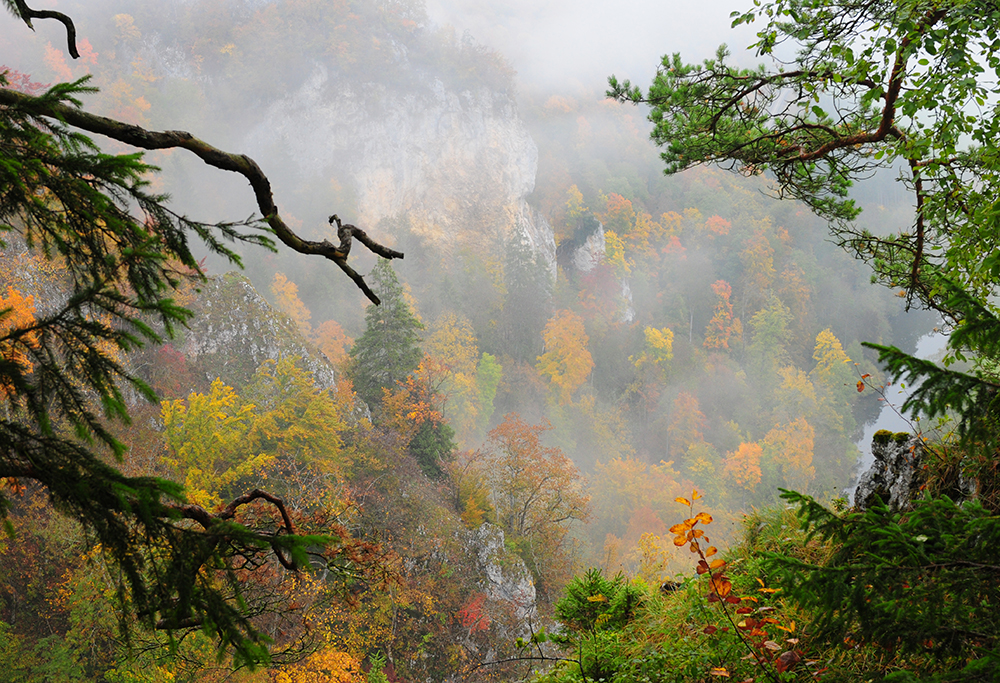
left=424, top=0, right=762, bottom=93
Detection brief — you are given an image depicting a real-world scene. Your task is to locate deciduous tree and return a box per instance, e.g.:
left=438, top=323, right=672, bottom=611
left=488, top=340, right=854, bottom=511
left=703, top=280, right=741, bottom=351
left=0, top=2, right=400, bottom=661
left=537, top=309, right=595, bottom=405
left=478, top=413, right=590, bottom=593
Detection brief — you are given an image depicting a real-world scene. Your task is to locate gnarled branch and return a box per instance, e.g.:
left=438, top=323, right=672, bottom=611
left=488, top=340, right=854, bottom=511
left=11, top=0, right=79, bottom=58
left=0, top=86, right=403, bottom=304
left=171, top=488, right=300, bottom=571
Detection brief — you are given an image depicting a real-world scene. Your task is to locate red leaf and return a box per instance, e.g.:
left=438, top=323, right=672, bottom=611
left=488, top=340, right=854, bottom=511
left=774, top=650, right=802, bottom=673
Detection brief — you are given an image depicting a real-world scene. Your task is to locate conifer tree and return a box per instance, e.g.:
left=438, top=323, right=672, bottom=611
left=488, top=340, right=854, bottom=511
left=347, top=260, right=424, bottom=407
left=0, top=4, right=398, bottom=664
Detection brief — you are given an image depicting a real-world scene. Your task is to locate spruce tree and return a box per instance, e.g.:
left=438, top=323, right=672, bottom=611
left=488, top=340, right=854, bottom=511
left=0, top=4, right=399, bottom=663
left=347, top=260, right=424, bottom=407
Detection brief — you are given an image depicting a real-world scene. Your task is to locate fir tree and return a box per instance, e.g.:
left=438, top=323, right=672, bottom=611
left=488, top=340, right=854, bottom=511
left=347, top=260, right=424, bottom=407
left=0, top=6, right=397, bottom=663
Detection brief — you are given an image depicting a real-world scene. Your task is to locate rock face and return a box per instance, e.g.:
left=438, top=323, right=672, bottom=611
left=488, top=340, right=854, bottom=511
left=466, top=523, right=536, bottom=626
left=572, top=220, right=606, bottom=273
left=854, top=431, right=925, bottom=511
left=245, top=64, right=556, bottom=269
left=179, top=272, right=337, bottom=390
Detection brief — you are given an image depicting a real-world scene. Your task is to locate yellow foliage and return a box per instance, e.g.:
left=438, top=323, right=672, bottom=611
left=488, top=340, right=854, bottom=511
left=271, top=272, right=313, bottom=337
left=723, top=442, right=763, bottom=492
left=0, top=287, right=40, bottom=401
left=763, top=417, right=816, bottom=492
left=565, top=184, right=586, bottom=220
left=273, top=648, right=363, bottom=683
left=315, top=320, right=353, bottom=365
left=425, top=311, right=478, bottom=376
left=812, top=327, right=850, bottom=382
left=537, top=309, right=594, bottom=405
left=632, top=326, right=674, bottom=375
left=603, top=230, right=633, bottom=278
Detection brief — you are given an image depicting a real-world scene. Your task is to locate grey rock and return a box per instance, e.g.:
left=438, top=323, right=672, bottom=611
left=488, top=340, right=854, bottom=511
left=244, top=64, right=556, bottom=274
left=180, top=272, right=338, bottom=391
left=466, top=523, right=536, bottom=627
left=854, top=432, right=924, bottom=511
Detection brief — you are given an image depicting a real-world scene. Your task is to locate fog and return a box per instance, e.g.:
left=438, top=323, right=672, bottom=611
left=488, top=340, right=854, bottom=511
left=424, top=0, right=762, bottom=92
left=0, top=1, right=939, bottom=676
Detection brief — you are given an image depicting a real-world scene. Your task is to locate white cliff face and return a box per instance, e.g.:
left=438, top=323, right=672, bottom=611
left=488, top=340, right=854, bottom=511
left=572, top=220, right=606, bottom=273
left=244, top=65, right=555, bottom=270
left=466, top=523, right=536, bottom=627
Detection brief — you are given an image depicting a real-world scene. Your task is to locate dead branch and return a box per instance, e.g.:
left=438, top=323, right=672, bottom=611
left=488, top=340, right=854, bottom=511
left=0, top=87, right=403, bottom=304
left=12, top=0, right=79, bottom=58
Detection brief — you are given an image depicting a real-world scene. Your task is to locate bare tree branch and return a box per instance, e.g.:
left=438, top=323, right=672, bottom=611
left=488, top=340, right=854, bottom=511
left=0, top=87, right=403, bottom=304
left=12, top=0, right=79, bottom=58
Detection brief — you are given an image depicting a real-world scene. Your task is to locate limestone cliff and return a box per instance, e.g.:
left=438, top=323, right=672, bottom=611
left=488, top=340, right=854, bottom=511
left=244, top=64, right=556, bottom=269
left=179, top=272, right=337, bottom=391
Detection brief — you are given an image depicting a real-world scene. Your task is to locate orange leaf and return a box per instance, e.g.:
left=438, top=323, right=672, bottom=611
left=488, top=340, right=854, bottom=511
left=857, top=380, right=865, bottom=392
left=710, top=576, right=732, bottom=597
left=676, top=497, right=692, bottom=506
left=709, top=667, right=730, bottom=677
left=705, top=546, right=718, bottom=557
left=689, top=540, right=701, bottom=553
left=690, top=529, right=705, bottom=539
left=669, top=522, right=692, bottom=534
left=695, top=512, right=714, bottom=524
left=710, top=559, right=727, bottom=570
left=692, top=489, right=703, bottom=501
left=673, top=535, right=688, bottom=547
left=697, top=560, right=710, bottom=575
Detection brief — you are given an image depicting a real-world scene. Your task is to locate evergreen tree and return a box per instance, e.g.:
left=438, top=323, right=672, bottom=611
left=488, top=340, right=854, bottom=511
left=347, top=260, right=424, bottom=407
left=0, top=5, right=397, bottom=663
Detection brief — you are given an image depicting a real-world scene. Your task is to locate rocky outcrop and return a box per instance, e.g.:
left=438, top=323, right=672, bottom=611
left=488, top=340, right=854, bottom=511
left=179, top=272, right=337, bottom=390
left=466, top=523, right=536, bottom=627
left=854, top=430, right=925, bottom=511
left=572, top=220, right=606, bottom=273
left=245, top=64, right=556, bottom=270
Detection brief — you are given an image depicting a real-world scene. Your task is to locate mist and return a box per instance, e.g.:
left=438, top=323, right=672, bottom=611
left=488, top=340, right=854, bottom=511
left=0, top=0, right=938, bottom=678
left=425, top=0, right=762, bottom=93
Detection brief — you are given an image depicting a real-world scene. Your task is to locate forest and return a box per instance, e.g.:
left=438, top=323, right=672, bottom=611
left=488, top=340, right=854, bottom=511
left=2, top=0, right=997, bottom=681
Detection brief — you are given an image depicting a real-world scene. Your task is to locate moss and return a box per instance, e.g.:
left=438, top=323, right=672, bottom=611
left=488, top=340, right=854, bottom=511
left=892, top=431, right=911, bottom=444
left=873, top=429, right=895, bottom=445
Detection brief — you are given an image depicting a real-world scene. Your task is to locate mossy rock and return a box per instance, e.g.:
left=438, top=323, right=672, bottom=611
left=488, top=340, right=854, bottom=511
left=873, top=429, right=895, bottom=445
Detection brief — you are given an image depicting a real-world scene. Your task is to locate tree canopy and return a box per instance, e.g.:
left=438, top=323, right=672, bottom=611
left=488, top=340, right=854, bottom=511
left=609, top=0, right=1000, bottom=316
left=608, top=0, right=1000, bottom=481
left=0, top=0, right=400, bottom=664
